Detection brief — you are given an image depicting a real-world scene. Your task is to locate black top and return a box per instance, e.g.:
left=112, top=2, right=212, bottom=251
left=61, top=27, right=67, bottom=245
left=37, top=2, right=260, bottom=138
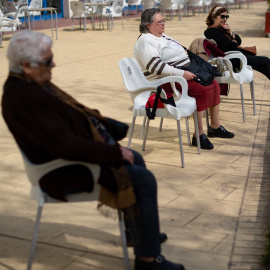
left=204, top=27, right=242, bottom=53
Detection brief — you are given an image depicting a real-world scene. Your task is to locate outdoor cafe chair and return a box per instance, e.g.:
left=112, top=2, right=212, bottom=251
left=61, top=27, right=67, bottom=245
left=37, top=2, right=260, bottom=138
left=70, top=1, right=88, bottom=32
left=3, top=1, right=22, bottom=27
left=102, top=0, right=124, bottom=30
left=0, top=8, right=21, bottom=46
left=212, top=51, right=255, bottom=122
left=119, top=57, right=201, bottom=168
left=18, top=149, right=131, bottom=270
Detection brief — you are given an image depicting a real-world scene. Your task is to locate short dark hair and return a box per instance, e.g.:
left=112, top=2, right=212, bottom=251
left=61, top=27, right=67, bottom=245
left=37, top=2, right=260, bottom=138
left=206, top=5, right=228, bottom=26
left=139, top=8, right=162, bottom=33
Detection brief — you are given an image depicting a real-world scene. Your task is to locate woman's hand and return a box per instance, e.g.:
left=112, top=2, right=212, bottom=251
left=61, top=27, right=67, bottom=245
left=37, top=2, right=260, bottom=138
left=120, top=146, right=134, bottom=164
left=223, top=23, right=234, bottom=37
left=183, top=71, right=196, bottom=81
left=223, top=23, right=231, bottom=31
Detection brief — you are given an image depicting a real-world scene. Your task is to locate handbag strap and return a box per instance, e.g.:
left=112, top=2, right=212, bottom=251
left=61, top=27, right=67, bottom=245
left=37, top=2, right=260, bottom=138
left=146, top=86, right=176, bottom=120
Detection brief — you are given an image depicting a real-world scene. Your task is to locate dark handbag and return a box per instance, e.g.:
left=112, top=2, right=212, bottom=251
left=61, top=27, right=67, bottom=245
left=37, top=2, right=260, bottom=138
left=145, top=86, right=176, bottom=120
left=105, top=117, right=129, bottom=141
left=181, top=49, right=216, bottom=86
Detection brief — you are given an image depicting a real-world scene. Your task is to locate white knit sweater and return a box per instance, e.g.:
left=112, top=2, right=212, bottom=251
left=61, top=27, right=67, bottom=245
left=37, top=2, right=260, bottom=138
left=133, top=33, right=190, bottom=81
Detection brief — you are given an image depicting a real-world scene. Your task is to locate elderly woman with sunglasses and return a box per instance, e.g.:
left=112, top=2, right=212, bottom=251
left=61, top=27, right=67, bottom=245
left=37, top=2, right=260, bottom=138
left=204, top=5, right=270, bottom=80
left=134, top=8, right=234, bottom=150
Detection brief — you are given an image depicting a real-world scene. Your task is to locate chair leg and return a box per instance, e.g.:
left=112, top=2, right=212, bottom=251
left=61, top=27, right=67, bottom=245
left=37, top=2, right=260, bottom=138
left=40, top=14, right=43, bottom=28
left=176, top=119, right=185, bottom=168
left=194, top=110, right=201, bottom=155
left=250, top=80, right=256, bottom=116
left=121, top=15, right=124, bottom=30
left=205, top=108, right=209, bottom=130
left=159, top=117, right=163, bottom=131
left=185, top=117, right=191, bottom=146
left=83, top=16, right=86, bottom=32
left=239, top=84, right=246, bottom=122
left=142, top=117, right=150, bottom=151
left=117, top=210, right=131, bottom=270
left=27, top=205, right=43, bottom=270
left=140, top=116, right=146, bottom=139
left=71, top=17, right=74, bottom=31
left=127, top=116, right=136, bottom=148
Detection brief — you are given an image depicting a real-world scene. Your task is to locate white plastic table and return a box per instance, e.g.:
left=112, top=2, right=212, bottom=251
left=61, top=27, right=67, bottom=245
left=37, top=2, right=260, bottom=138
left=25, top=7, right=58, bottom=39
left=83, top=2, right=112, bottom=31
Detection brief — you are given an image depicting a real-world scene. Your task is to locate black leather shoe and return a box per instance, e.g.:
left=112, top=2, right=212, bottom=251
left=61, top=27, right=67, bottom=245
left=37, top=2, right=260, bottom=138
left=192, top=134, right=214, bottom=150
left=135, top=255, right=185, bottom=270
left=208, top=125, right=234, bottom=138
left=126, top=231, right=168, bottom=247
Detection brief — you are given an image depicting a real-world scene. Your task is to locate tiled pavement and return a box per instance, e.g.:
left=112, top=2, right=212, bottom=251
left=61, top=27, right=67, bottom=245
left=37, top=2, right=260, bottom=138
left=0, top=1, right=270, bottom=269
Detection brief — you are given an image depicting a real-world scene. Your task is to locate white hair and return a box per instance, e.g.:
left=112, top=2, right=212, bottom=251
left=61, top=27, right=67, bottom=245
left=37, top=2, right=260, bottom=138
left=7, top=30, right=53, bottom=73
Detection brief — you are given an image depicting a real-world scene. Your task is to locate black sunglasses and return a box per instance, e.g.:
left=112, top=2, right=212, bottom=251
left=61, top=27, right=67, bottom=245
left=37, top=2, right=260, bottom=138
left=220, top=14, right=229, bottom=19
left=37, top=55, right=54, bottom=67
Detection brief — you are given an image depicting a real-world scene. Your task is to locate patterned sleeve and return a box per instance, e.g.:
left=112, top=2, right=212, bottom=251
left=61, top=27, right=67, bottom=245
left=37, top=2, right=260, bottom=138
left=134, top=36, right=184, bottom=77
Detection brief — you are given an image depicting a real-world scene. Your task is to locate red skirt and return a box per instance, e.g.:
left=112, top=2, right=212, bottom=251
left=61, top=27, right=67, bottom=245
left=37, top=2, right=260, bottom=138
left=161, top=80, right=220, bottom=111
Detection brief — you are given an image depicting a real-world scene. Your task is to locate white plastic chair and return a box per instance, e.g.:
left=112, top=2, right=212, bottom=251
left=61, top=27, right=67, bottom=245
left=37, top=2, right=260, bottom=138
left=213, top=52, right=255, bottom=122
left=3, top=1, right=23, bottom=26
left=0, top=9, right=20, bottom=46
left=119, top=57, right=201, bottom=168
left=160, top=0, right=185, bottom=21
left=102, top=0, right=124, bottom=30
left=26, top=0, right=43, bottom=29
left=70, top=1, right=87, bottom=31
left=19, top=149, right=131, bottom=270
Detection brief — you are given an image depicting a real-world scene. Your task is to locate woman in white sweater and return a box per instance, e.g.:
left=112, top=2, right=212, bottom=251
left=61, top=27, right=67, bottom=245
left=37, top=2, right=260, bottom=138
left=134, top=8, right=234, bottom=150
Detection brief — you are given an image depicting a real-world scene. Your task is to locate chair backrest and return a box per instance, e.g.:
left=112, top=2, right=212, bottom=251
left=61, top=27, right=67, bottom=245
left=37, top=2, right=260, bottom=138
left=119, top=58, right=152, bottom=93
left=4, top=1, right=18, bottom=13
left=70, top=1, right=85, bottom=16
left=160, top=0, right=179, bottom=9
left=0, top=3, right=6, bottom=15
left=28, top=0, right=43, bottom=9
left=111, top=0, right=123, bottom=13
left=143, top=0, right=157, bottom=9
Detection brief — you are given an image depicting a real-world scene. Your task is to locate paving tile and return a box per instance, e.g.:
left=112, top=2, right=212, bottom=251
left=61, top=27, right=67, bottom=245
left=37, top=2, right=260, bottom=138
left=167, top=195, right=241, bottom=217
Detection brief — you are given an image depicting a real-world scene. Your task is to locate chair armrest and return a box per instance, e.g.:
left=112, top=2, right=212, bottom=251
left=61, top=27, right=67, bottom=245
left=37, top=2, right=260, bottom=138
left=0, top=17, right=16, bottom=24
left=224, top=52, right=248, bottom=71
left=148, top=76, right=188, bottom=100
left=225, top=51, right=242, bottom=55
